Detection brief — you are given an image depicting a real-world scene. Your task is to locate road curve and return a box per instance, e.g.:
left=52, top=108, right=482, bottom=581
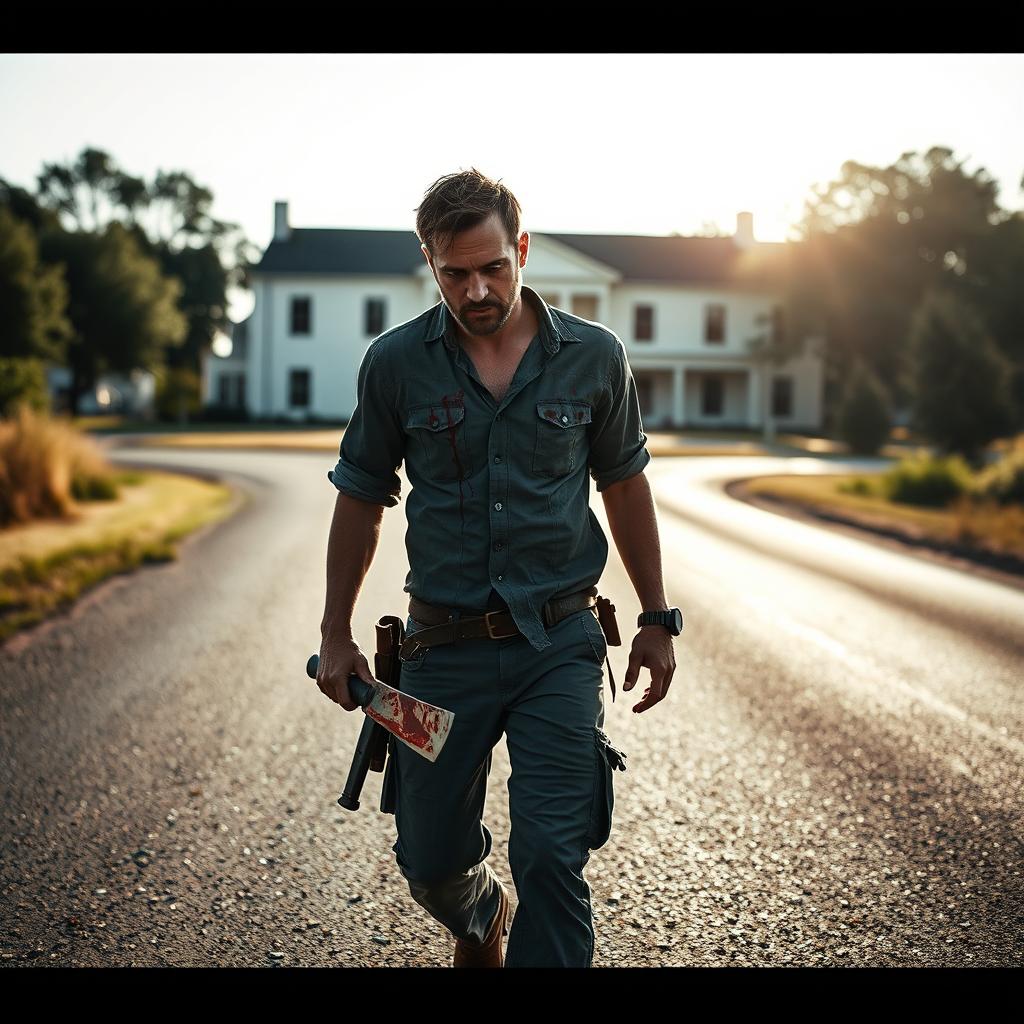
left=1, top=447, right=1021, bottom=966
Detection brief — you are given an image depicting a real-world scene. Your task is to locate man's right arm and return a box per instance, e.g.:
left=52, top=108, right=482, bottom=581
left=318, top=339, right=404, bottom=711
left=320, top=491, right=385, bottom=642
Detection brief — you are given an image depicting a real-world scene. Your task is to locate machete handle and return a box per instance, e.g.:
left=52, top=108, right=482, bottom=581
left=305, top=654, right=374, bottom=708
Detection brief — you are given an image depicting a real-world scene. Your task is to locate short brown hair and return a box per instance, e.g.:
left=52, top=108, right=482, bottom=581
left=414, top=168, right=522, bottom=258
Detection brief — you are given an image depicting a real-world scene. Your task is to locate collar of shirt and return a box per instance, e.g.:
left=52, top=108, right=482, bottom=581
left=423, top=284, right=584, bottom=356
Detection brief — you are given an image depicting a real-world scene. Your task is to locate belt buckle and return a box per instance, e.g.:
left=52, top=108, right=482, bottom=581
left=483, top=609, right=518, bottom=640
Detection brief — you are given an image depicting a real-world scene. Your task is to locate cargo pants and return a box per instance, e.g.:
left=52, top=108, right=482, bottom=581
left=378, top=604, right=625, bottom=968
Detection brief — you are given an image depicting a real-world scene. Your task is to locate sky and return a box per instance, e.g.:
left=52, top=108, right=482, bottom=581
left=2, top=52, right=1022, bottom=323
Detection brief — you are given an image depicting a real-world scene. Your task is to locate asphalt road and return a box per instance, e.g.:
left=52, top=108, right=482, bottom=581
left=2, top=448, right=1022, bottom=967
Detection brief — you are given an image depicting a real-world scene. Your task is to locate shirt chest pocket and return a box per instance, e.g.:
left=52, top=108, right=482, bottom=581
left=533, top=400, right=592, bottom=477
left=405, top=403, right=470, bottom=482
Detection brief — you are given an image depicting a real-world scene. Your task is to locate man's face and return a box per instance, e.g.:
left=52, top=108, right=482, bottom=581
left=423, top=212, right=529, bottom=338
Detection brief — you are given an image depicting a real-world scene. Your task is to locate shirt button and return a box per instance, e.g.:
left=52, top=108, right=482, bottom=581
left=494, top=455, right=501, bottom=463
left=496, top=413, right=502, bottom=420
left=494, top=502, right=502, bottom=511
left=493, top=541, right=502, bottom=551
left=561, top=414, right=568, bottom=423
left=497, top=575, right=503, bottom=581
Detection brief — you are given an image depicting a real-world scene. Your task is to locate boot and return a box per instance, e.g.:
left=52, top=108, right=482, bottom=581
left=453, top=881, right=510, bottom=968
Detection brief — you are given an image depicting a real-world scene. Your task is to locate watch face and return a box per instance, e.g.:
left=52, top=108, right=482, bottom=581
left=672, top=608, right=683, bottom=634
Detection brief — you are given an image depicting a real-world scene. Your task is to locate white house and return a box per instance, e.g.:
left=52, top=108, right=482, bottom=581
left=204, top=201, right=824, bottom=431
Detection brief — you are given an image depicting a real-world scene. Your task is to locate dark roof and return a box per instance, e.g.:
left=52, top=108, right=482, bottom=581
left=256, top=229, right=424, bottom=275
left=547, top=232, right=784, bottom=285
left=255, top=227, right=786, bottom=286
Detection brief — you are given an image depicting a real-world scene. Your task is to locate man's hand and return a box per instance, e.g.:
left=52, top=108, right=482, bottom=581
left=623, top=625, right=676, bottom=714
left=316, top=634, right=376, bottom=712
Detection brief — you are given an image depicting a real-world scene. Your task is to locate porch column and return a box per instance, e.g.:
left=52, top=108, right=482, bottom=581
left=672, top=364, right=685, bottom=428
left=747, top=366, right=760, bottom=427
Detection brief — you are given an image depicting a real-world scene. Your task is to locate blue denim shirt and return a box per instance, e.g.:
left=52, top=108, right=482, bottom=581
left=328, top=285, right=650, bottom=652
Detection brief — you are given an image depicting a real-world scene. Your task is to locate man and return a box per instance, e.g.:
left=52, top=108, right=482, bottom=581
left=317, top=169, right=681, bottom=968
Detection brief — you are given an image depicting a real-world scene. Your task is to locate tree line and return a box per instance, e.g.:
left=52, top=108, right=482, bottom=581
left=2, top=144, right=1022, bottom=464
left=770, top=145, right=1023, bottom=465
left=0, top=146, right=259, bottom=417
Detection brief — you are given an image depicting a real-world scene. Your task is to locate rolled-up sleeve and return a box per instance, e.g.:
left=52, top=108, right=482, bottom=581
left=327, top=340, right=404, bottom=507
left=588, top=333, right=651, bottom=492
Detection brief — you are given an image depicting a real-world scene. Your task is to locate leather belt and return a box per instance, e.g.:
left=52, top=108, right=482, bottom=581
left=401, top=585, right=599, bottom=663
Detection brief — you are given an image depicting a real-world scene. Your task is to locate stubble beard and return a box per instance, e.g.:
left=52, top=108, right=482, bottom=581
left=454, top=277, right=520, bottom=338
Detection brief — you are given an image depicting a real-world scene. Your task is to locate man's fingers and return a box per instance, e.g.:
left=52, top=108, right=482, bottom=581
left=623, top=649, right=644, bottom=691
left=632, top=676, right=667, bottom=714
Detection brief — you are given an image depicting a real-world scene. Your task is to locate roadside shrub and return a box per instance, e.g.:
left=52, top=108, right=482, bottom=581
left=881, top=454, right=974, bottom=508
left=155, top=367, right=202, bottom=422
left=835, top=363, right=892, bottom=455
left=837, top=476, right=875, bottom=497
left=0, top=405, right=119, bottom=527
left=970, top=434, right=1024, bottom=506
left=0, top=358, right=51, bottom=418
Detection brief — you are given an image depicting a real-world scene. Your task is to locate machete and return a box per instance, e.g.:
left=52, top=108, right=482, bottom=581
left=306, top=654, right=454, bottom=763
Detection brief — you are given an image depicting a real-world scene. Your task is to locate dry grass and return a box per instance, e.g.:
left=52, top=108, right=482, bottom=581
left=0, top=469, right=237, bottom=643
left=0, top=404, right=120, bottom=527
left=744, top=473, right=1024, bottom=557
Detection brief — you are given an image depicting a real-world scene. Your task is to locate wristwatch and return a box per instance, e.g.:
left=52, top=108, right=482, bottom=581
left=637, top=607, right=684, bottom=636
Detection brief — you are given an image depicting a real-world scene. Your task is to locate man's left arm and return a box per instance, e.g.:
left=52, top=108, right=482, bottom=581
left=588, top=333, right=676, bottom=714
left=601, top=472, right=676, bottom=714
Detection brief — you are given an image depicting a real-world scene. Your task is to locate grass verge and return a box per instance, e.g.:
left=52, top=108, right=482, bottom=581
left=734, top=472, right=1024, bottom=566
left=0, top=469, right=238, bottom=643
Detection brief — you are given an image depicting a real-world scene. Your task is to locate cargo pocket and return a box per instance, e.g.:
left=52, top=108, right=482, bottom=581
left=533, top=400, right=591, bottom=477
left=379, top=733, right=398, bottom=815
left=585, top=726, right=628, bottom=851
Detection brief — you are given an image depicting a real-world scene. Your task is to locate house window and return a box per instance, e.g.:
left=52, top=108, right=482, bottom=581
left=705, top=304, right=725, bottom=343
left=572, top=295, right=598, bottom=320
left=771, top=376, right=793, bottom=418
left=289, top=369, right=311, bottom=408
left=218, top=373, right=245, bottom=407
left=291, top=297, right=311, bottom=335
left=701, top=376, right=724, bottom=415
left=634, top=305, right=654, bottom=342
left=365, top=298, right=387, bottom=336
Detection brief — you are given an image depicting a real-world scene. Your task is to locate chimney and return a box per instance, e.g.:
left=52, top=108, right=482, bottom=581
left=734, top=211, right=755, bottom=249
left=274, top=201, right=290, bottom=243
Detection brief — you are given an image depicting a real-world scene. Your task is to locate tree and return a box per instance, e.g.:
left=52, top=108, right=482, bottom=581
left=739, top=242, right=820, bottom=441
left=835, top=361, right=892, bottom=455
left=0, top=206, right=72, bottom=362
left=33, top=147, right=258, bottom=376
left=908, top=288, right=1015, bottom=467
left=956, top=210, right=1024, bottom=429
left=790, top=146, right=1015, bottom=421
left=39, top=224, right=188, bottom=415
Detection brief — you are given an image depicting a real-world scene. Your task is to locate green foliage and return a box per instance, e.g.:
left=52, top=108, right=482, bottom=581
left=38, top=223, right=189, bottom=412
left=3, top=147, right=260, bottom=417
left=881, top=454, right=974, bottom=507
left=155, top=366, right=202, bottom=421
left=970, top=436, right=1024, bottom=505
left=908, top=288, right=1015, bottom=467
left=792, top=147, right=1021, bottom=423
left=70, top=473, right=119, bottom=501
left=0, top=358, right=50, bottom=417
left=0, top=206, right=72, bottom=361
left=838, top=476, right=875, bottom=496
left=835, top=362, right=892, bottom=455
